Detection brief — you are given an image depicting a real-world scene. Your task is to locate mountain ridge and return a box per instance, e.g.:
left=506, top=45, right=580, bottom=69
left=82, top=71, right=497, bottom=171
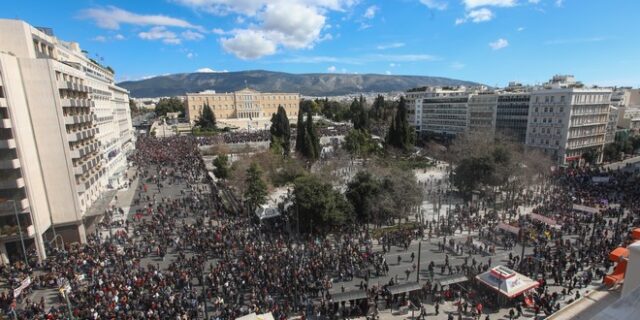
left=118, top=70, right=480, bottom=98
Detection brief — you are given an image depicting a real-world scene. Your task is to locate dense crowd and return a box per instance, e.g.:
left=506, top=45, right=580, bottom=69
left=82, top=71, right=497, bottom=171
left=195, top=124, right=352, bottom=146
left=1, top=132, right=639, bottom=320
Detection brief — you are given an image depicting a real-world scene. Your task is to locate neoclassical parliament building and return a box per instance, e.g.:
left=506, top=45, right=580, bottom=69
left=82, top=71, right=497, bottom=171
left=185, top=88, right=300, bottom=124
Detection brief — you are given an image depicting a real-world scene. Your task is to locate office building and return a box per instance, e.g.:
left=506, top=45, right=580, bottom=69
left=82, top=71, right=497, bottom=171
left=0, top=19, right=133, bottom=263
left=406, top=87, right=470, bottom=137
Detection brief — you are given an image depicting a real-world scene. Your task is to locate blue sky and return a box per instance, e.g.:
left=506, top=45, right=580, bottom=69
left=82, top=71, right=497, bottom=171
left=6, top=0, right=639, bottom=86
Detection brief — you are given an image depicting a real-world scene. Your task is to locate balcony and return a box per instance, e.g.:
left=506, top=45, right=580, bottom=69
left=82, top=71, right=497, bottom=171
left=0, top=159, right=20, bottom=169
left=0, top=98, right=5, bottom=108
left=60, top=98, right=93, bottom=108
left=0, top=177, right=25, bottom=190
left=67, top=127, right=98, bottom=142
left=57, top=81, right=90, bottom=93
left=0, top=119, right=11, bottom=128
left=0, top=139, right=16, bottom=149
left=70, top=141, right=99, bottom=159
left=64, top=114, right=92, bottom=125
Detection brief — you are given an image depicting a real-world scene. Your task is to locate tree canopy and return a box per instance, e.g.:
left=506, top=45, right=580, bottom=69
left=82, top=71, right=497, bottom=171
left=269, top=105, right=291, bottom=156
left=343, top=128, right=378, bottom=159
left=155, top=97, right=185, bottom=117
left=292, top=175, right=353, bottom=234
left=244, top=163, right=268, bottom=215
left=195, top=104, right=217, bottom=131
left=296, top=110, right=321, bottom=160
left=385, top=97, right=414, bottom=151
left=212, top=154, right=230, bottom=180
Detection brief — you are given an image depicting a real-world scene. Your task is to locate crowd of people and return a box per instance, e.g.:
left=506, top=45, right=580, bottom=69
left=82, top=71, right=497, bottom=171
left=195, top=124, right=352, bottom=146
left=1, top=131, right=639, bottom=320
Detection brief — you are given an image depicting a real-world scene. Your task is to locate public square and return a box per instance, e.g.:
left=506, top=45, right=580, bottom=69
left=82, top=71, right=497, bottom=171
left=1, top=133, right=638, bottom=320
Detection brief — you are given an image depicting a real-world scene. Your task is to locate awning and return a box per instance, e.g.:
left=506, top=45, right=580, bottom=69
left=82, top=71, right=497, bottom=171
left=572, top=204, right=599, bottom=214
left=387, top=282, right=423, bottom=295
left=438, top=275, right=469, bottom=287
left=476, top=265, right=539, bottom=299
left=330, top=290, right=368, bottom=302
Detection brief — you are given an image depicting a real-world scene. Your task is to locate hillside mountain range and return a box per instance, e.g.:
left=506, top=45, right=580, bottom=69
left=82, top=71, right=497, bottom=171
left=118, top=70, right=479, bottom=98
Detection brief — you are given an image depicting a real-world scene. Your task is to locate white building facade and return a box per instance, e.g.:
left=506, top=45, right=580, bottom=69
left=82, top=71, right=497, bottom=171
left=525, top=76, right=613, bottom=165
left=0, top=19, right=133, bottom=263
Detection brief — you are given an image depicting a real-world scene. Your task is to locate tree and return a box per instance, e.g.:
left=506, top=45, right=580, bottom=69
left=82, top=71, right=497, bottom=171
left=129, top=99, right=140, bottom=115
left=345, top=172, right=381, bottom=224
left=452, top=156, right=496, bottom=201
left=343, top=128, right=377, bottom=160
left=244, top=163, right=268, bottom=216
left=292, top=175, right=353, bottom=234
left=212, top=154, right=230, bottom=180
left=155, top=97, right=185, bottom=117
left=385, top=97, right=414, bottom=151
left=196, top=104, right=217, bottom=131
left=269, top=105, right=291, bottom=156
left=295, top=106, right=306, bottom=153
left=350, top=96, right=369, bottom=131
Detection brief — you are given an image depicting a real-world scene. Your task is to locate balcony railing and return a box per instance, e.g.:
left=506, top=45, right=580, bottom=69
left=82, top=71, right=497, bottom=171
left=0, top=158, right=20, bottom=169
left=64, top=114, right=92, bottom=125
left=0, top=139, right=16, bottom=149
left=57, top=81, right=90, bottom=93
left=60, top=98, right=93, bottom=108
left=0, top=177, right=25, bottom=190
left=0, top=118, right=11, bottom=128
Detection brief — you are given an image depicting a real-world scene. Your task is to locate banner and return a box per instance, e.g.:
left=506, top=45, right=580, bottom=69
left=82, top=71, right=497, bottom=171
left=13, top=277, right=31, bottom=298
left=530, top=213, right=559, bottom=227
left=497, top=223, right=520, bottom=235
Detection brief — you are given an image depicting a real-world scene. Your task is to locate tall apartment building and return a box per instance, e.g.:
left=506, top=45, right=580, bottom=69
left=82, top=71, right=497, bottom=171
left=525, top=75, right=612, bottom=164
left=0, top=20, right=133, bottom=263
left=406, top=87, right=470, bottom=137
left=185, top=88, right=300, bottom=124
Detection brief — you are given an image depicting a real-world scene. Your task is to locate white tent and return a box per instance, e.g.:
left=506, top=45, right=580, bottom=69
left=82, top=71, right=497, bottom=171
left=476, top=266, right=539, bottom=298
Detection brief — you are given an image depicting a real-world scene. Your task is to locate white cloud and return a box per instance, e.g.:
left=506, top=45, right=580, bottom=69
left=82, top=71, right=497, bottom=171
left=327, top=65, right=337, bottom=72
left=211, top=28, right=228, bottom=35
left=463, top=0, right=515, bottom=9
left=456, top=8, right=494, bottom=24
left=451, top=62, right=465, bottom=69
left=221, top=29, right=277, bottom=59
left=181, top=30, right=205, bottom=41
left=363, top=5, right=379, bottom=19
left=389, top=63, right=396, bottom=67
left=419, top=0, right=448, bottom=10
left=173, top=0, right=358, bottom=16
left=489, top=38, right=509, bottom=50
left=528, top=0, right=541, bottom=3
left=139, top=26, right=181, bottom=45
left=385, top=70, right=391, bottom=75
left=468, top=8, right=494, bottom=22
left=196, top=67, right=228, bottom=73
left=186, top=52, right=195, bottom=59
left=114, top=34, right=126, bottom=40
left=555, top=0, right=564, bottom=7
left=376, top=42, right=405, bottom=50
left=92, top=35, right=107, bottom=42
left=79, top=6, right=202, bottom=31
left=173, top=0, right=357, bottom=59
left=517, top=27, right=525, bottom=31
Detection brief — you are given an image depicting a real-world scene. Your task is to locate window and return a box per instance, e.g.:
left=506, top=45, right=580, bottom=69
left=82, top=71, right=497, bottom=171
left=560, top=96, right=565, bottom=103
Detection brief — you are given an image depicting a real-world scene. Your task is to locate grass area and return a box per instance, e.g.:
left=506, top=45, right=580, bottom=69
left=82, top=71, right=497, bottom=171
left=371, top=222, right=420, bottom=239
